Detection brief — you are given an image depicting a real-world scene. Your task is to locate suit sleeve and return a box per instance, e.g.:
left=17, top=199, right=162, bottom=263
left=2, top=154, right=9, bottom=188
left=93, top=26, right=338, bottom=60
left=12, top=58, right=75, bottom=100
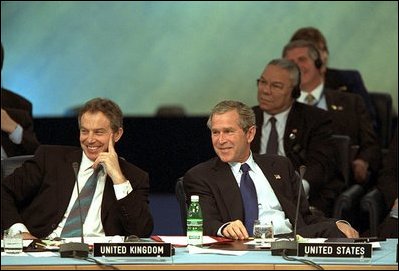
left=113, top=163, right=154, bottom=237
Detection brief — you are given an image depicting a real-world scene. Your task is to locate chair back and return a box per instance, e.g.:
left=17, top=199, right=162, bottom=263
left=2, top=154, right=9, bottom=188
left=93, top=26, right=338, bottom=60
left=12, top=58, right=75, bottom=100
left=370, top=92, right=393, bottom=149
left=332, top=134, right=351, bottom=187
left=1, top=155, right=34, bottom=181
left=175, top=177, right=187, bottom=234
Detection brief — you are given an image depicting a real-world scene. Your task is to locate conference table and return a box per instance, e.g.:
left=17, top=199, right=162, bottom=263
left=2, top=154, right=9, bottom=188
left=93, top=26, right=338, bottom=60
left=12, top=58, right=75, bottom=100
left=1, top=238, right=397, bottom=270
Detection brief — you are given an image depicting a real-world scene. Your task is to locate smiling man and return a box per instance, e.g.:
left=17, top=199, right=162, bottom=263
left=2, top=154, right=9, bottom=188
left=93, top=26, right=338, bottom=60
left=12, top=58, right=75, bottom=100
left=2, top=98, right=153, bottom=239
left=183, top=100, right=359, bottom=240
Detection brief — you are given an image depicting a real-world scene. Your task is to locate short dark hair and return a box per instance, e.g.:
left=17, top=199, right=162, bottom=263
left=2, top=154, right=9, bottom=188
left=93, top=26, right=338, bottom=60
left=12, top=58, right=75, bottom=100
left=207, top=100, right=255, bottom=133
left=78, top=98, right=123, bottom=132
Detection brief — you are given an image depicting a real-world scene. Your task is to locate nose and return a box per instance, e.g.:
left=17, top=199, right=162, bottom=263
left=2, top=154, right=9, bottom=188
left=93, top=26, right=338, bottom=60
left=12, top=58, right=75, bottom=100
left=86, top=132, right=96, bottom=143
left=259, top=83, right=272, bottom=95
left=218, top=132, right=227, bottom=144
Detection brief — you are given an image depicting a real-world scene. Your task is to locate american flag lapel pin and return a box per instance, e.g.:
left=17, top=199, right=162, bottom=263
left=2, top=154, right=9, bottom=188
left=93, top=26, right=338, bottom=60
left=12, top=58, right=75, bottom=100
left=274, top=174, right=281, bottom=180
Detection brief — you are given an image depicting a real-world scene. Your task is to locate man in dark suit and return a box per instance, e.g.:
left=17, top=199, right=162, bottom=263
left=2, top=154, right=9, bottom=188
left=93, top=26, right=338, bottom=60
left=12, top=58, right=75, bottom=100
left=283, top=40, right=381, bottom=185
left=1, top=107, right=40, bottom=158
left=1, top=43, right=33, bottom=117
left=251, top=59, right=342, bottom=217
left=375, top=128, right=397, bottom=238
left=184, top=100, right=358, bottom=239
left=289, top=27, right=377, bottom=131
left=1, top=42, right=39, bottom=158
left=1, top=88, right=33, bottom=117
left=2, top=98, right=153, bottom=239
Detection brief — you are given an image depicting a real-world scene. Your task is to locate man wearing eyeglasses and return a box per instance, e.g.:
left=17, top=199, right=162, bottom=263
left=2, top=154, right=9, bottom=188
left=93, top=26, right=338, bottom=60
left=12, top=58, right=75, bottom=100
left=251, top=58, right=344, bottom=218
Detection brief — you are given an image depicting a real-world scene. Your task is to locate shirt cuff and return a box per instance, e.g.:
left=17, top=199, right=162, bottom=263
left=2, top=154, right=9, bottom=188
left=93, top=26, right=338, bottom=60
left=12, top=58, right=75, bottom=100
left=8, top=223, right=29, bottom=235
left=9, top=124, right=23, bottom=144
left=113, top=180, right=133, bottom=200
left=217, top=222, right=230, bottom=237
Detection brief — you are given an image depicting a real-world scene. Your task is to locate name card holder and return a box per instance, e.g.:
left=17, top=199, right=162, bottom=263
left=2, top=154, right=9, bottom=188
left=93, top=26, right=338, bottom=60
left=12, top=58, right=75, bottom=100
left=297, top=243, right=372, bottom=259
left=93, top=242, right=173, bottom=257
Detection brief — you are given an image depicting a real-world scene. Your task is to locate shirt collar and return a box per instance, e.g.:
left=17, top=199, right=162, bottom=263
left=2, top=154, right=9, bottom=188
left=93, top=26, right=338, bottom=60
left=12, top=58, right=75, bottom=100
left=81, top=151, right=95, bottom=172
left=228, top=152, right=256, bottom=174
left=299, top=82, right=325, bottom=102
left=262, top=105, right=291, bottom=125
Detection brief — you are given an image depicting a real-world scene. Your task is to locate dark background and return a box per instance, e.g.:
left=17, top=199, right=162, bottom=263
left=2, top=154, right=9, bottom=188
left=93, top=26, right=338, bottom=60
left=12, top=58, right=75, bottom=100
left=33, top=117, right=215, bottom=193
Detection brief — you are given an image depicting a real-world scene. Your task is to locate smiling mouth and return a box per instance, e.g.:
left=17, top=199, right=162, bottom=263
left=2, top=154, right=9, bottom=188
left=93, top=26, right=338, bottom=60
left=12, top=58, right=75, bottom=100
left=87, top=146, right=100, bottom=152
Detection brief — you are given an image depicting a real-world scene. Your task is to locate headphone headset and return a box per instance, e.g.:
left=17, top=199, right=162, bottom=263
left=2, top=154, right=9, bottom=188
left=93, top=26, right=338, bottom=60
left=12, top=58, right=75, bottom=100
left=308, top=43, right=323, bottom=70
left=291, top=64, right=301, bottom=99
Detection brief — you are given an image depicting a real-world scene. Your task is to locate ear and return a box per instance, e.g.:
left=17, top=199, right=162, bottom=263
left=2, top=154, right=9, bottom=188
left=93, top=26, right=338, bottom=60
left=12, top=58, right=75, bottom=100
left=113, top=128, right=124, bottom=143
left=247, top=125, right=256, bottom=143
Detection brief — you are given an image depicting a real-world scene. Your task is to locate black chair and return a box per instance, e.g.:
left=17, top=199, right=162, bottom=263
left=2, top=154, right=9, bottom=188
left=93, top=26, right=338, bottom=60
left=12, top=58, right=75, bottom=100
left=175, top=177, right=187, bottom=234
left=1, top=155, right=34, bottom=181
left=332, top=135, right=365, bottom=223
left=369, top=92, right=393, bottom=149
left=359, top=188, right=387, bottom=237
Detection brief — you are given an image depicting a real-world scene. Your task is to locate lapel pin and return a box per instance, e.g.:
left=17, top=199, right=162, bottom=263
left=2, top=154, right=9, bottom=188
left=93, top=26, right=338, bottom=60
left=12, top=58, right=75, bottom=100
left=274, top=174, right=281, bottom=180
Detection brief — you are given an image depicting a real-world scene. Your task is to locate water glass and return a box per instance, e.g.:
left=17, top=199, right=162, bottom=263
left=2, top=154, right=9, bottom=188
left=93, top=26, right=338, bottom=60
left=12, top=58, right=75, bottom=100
left=3, top=230, right=23, bottom=254
left=253, top=220, right=274, bottom=242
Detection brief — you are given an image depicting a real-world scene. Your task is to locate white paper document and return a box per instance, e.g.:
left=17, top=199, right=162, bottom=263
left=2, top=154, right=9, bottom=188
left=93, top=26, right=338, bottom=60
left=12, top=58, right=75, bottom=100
left=187, top=245, right=248, bottom=256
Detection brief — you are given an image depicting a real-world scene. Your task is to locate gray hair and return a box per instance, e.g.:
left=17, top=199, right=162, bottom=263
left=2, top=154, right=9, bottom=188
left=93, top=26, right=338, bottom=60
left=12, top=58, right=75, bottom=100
left=267, top=58, right=301, bottom=92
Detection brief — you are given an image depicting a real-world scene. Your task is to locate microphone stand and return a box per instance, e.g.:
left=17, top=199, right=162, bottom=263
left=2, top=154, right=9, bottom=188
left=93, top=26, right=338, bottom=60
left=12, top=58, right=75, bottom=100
left=59, top=162, right=89, bottom=258
left=271, top=165, right=306, bottom=256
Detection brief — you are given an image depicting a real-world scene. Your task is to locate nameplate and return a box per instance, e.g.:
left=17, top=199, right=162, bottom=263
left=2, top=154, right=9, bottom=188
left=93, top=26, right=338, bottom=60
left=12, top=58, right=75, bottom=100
left=93, top=242, right=172, bottom=257
left=297, top=243, right=372, bottom=258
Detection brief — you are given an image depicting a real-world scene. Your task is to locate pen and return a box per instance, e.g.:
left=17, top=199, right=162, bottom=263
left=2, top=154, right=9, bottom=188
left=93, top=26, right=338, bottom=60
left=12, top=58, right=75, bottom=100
left=35, top=242, right=47, bottom=248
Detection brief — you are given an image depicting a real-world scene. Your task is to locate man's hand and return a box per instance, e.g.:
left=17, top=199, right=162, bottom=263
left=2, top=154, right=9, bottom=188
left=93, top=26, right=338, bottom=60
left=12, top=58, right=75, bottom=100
left=352, top=159, right=369, bottom=183
left=21, top=232, right=37, bottom=240
left=222, top=220, right=249, bottom=240
left=93, top=133, right=126, bottom=184
left=1, top=108, right=18, bottom=133
left=336, top=221, right=359, bottom=238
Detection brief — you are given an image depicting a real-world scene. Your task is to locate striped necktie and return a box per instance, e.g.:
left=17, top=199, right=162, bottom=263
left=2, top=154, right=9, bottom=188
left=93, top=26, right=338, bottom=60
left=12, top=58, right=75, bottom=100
left=61, top=167, right=101, bottom=237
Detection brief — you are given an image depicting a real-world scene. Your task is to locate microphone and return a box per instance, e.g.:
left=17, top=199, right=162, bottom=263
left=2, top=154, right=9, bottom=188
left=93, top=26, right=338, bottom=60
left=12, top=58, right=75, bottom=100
left=271, top=165, right=306, bottom=256
left=59, top=162, right=89, bottom=258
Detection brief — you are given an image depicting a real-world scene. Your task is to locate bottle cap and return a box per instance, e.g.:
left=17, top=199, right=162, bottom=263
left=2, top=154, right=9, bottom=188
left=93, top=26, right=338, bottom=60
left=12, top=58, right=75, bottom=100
left=191, top=195, right=199, bottom=201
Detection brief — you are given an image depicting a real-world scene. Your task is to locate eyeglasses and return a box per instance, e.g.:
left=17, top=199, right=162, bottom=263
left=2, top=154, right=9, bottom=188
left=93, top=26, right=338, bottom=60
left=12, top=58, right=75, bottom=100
left=256, top=79, right=285, bottom=91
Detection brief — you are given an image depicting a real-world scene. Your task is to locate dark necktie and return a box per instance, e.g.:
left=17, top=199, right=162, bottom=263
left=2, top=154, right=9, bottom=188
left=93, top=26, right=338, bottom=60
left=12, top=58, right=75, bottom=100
left=266, top=117, right=278, bottom=154
left=239, top=163, right=258, bottom=235
left=61, top=167, right=101, bottom=237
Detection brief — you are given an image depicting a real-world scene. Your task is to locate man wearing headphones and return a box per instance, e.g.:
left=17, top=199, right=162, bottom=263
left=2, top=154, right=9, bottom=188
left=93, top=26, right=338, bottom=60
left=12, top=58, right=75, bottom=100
left=282, top=40, right=380, bottom=188
left=251, top=58, right=342, bottom=217
left=289, top=27, right=377, bottom=132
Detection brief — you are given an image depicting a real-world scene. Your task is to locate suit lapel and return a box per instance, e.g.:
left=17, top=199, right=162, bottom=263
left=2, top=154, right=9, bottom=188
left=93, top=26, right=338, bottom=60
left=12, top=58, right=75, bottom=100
left=212, top=159, right=244, bottom=220
left=58, top=149, right=83, bottom=217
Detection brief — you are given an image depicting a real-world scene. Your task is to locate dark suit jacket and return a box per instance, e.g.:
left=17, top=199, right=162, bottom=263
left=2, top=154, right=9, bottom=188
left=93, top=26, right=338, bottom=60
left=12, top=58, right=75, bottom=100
left=251, top=102, right=344, bottom=215
left=377, top=128, right=397, bottom=209
left=184, top=154, right=344, bottom=238
left=1, top=145, right=153, bottom=238
left=324, top=89, right=381, bottom=173
left=1, top=88, right=33, bottom=117
left=1, top=107, right=40, bottom=157
left=325, top=68, right=377, bottom=130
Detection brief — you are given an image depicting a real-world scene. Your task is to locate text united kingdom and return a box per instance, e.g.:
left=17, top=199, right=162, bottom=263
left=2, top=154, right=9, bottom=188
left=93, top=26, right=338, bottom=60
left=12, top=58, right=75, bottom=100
left=93, top=243, right=172, bottom=257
